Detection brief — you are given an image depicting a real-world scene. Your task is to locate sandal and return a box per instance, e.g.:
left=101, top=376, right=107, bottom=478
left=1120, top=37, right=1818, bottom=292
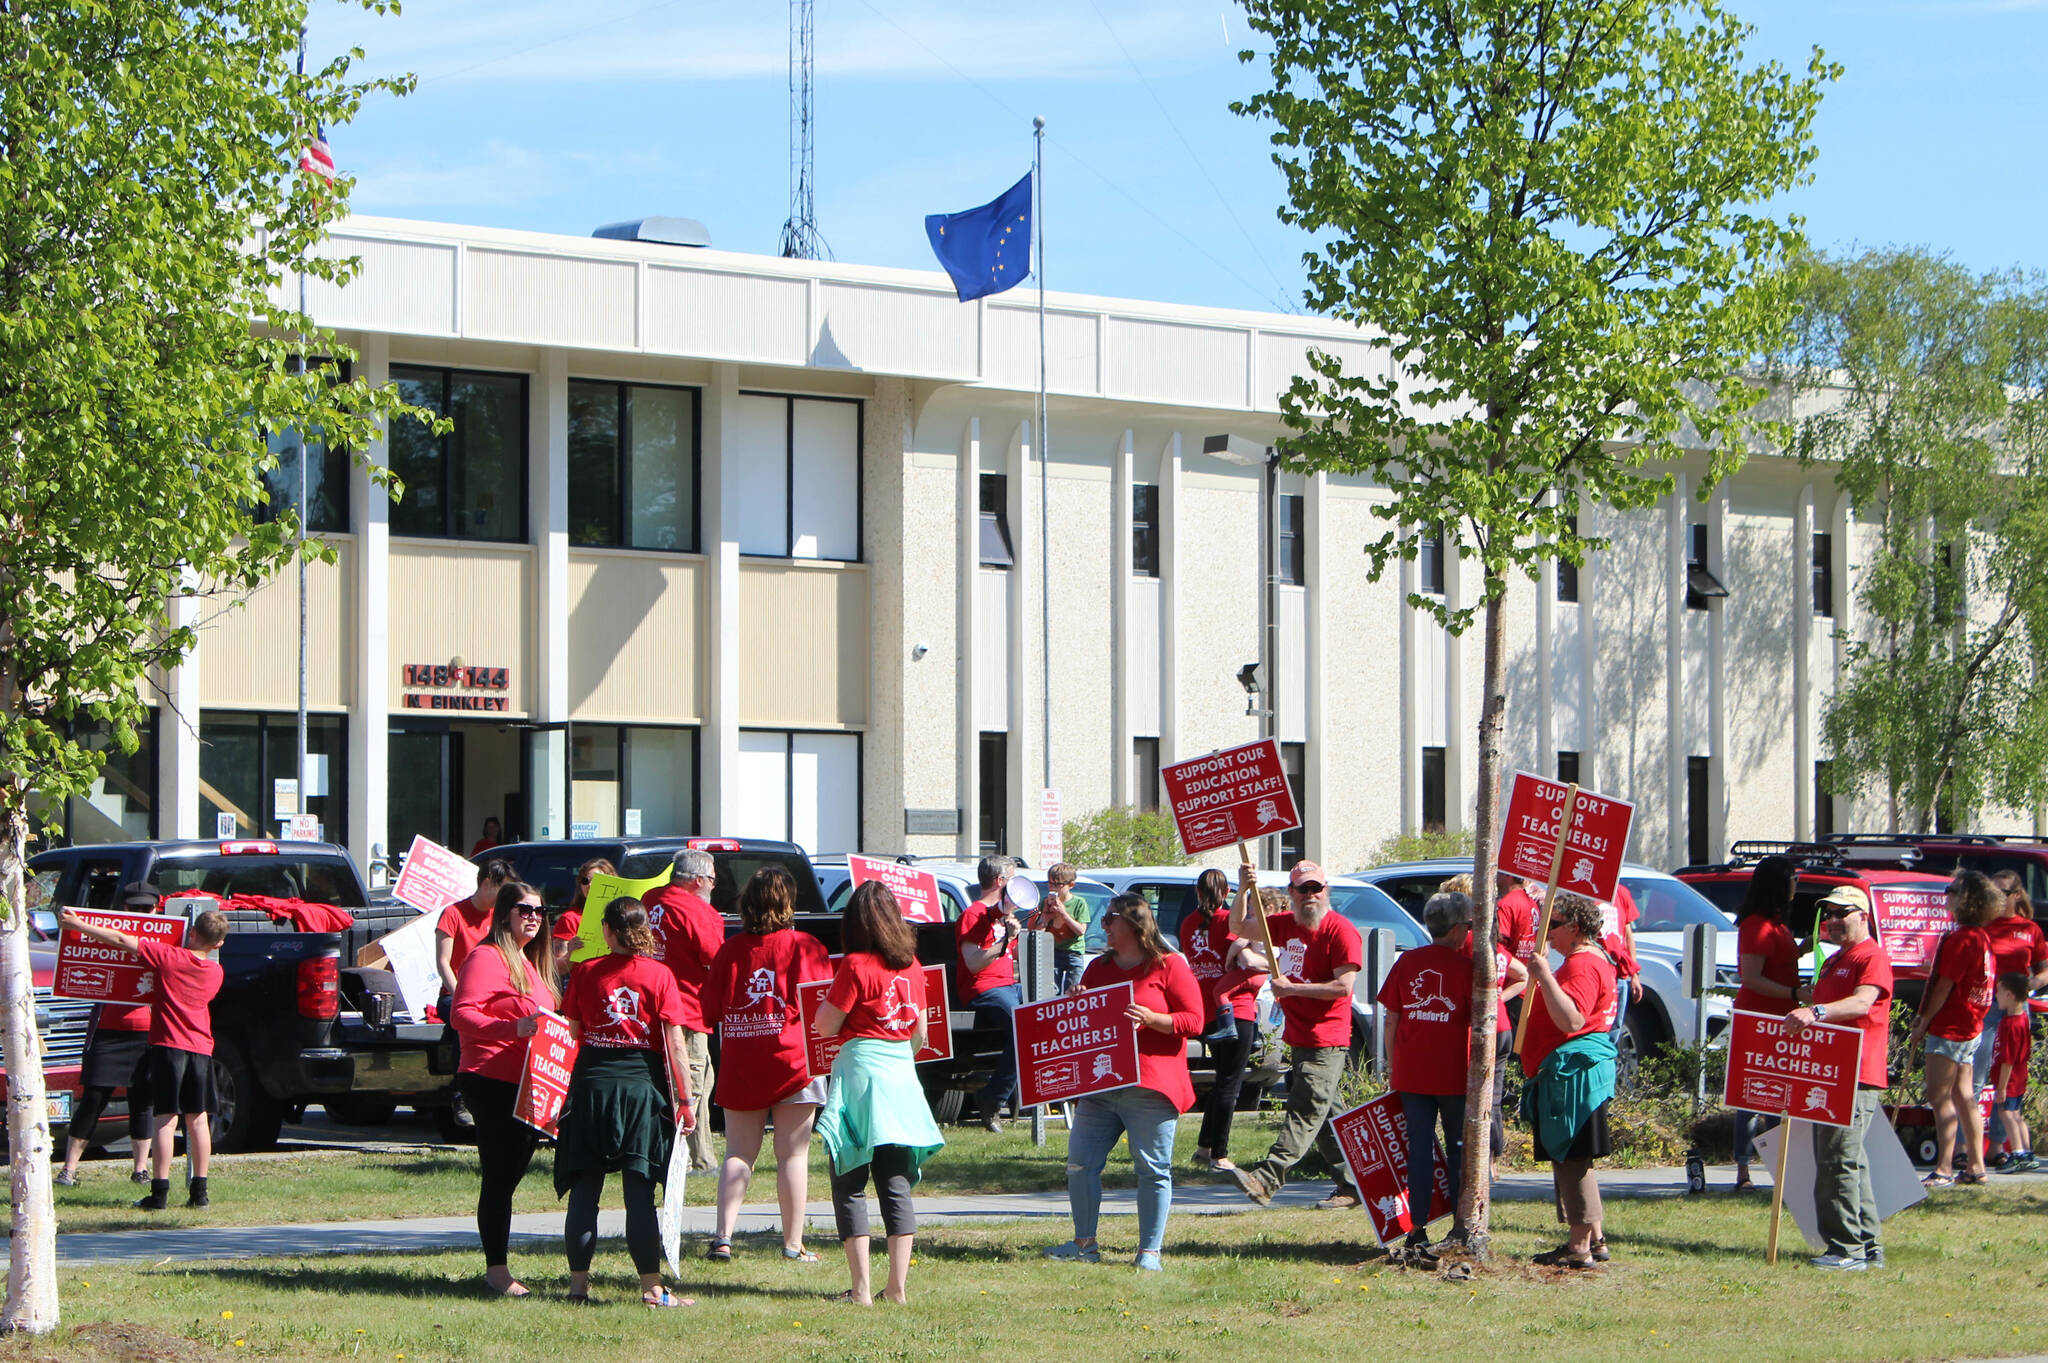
left=1530, top=1244, right=1576, bottom=1266
left=565, top=1293, right=591, bottom=1306
left=782, top=1247, right=820, bottom=1262
left=643, top=1288, right=694, bottom=1309
left=1956, top=1172, right=1988, bottom=1186
left=1921, top=1172, right=1957, bottom=1188
left=1589, top=1237, right=1611, bottom=1263
left=1730, top=1175, right=1754, bottom=1192
left=1560, top=1255, right=1601, bottom=1271
left=706, top=1237, right=733, bottom=1262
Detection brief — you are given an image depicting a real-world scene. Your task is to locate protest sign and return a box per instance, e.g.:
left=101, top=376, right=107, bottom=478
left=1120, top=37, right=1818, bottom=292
left=1499, top=771, right=1635, bottom=901
left=1723, top=1010, right=1862, bottom=1128
left=1330, top=1094, right=1456, bottom=1246
left=848, top=855, right=946, bottom=924
left=53, top=911, right=187, bottom=1005
left=1872, top=884, right=1949, bottom=972
left=513, top=1010, right=578, bottom=1137
left=659, top=1125, right=690, bottom=1278
left=368, top=911, right=442, bottom=1021
left=1013, top=983, right=1139, bottom=1109
left=570, top=868, right=674, bottom=963
left=391, top=834, right=479, bottom=914
left=1160, top=739, right=1300, bottom=855
left=796, top=962, right=952, bottom=1075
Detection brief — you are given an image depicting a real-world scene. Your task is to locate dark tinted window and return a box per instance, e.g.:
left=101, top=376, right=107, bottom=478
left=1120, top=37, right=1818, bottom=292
left=77, top=859, right=126, bottom=910
left=1330, top=886, right=1429, bottom=949
left=1369, top=874, right=1445, bottom=924
left=1132, top=484, right=1159, bottom=577
left=154, top=855, right=364, bottom=906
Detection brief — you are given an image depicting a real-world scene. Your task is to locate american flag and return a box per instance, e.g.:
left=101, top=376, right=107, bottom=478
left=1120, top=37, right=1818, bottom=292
left=299, top=126, right=335, bottom=182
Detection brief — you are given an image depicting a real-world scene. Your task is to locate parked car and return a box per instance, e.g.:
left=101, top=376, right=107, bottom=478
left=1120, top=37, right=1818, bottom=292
left=1816, top=832, right=2048, bottom=913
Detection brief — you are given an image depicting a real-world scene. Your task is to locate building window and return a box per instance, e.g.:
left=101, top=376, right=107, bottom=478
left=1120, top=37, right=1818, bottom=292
left=1421, top=746, right=1446, bottom=831
left=978, top=732, right=1008, bottom=854
left=198, top=711, right=348, bottom=845
left=1280, top=742, right=1306, bottom=864
left=567, top=381, right=699, bottom=551
left=259, top=359, right=350, bottom=534
left=731, top=393, right=862, bottom=561
left=1685, top=523, right=1728, bottom=611
left=1132, top=483, right=1160, bottom=578
left=1811, top=531, right=1834, bottom=617
left=388, top=366, right=527, bottom=542
left=735, top=730, right=860, bottom=855
left=1133, top=737, right=1160, bottom=813
left=1814, top=760, right=1835, bottom=839
left=978, top=474, right=1014, bottom=568
left=1418, top=527, right=1445, bottom=597
left=1687, top=755, right=1711, bottom=866
left=568, top=725, right=699, bottom=838
left=1556, top=514, right=1579, bottom=603
left=28, top=713, right=160, bottom=847
left=1557, top=750, right=1581, bottom=787
left=1278, top=494, right=1306, bottom=586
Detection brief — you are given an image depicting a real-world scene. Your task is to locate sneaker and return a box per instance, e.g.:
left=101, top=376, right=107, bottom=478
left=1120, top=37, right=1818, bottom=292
left=450, top=1091, right=476, bottom=1129
left=133, top=1194, right=166, bottom=1212
left=1863, top=1245, right=1884, bottom=1269
left=2001, top=1152, right=2039, bottom=1173
left=1043, top=1240, right=1101, bottom=1263
left=1315, top=1192, right=1360, bottom=1211
left=1134, top=1251, right=1162, bottom=1272
left=1808, top=1254, right=1866, bottom=1272
left=981, top=1116, right=1005, bottom=1135
left=186, top=1189, right=210, bottom=1209
left=130, top=1170, right=152, bottom=1186
left=1230, top=1165, right=1274, bottom=1207
left=53, top=1171, right=77, bottom=1188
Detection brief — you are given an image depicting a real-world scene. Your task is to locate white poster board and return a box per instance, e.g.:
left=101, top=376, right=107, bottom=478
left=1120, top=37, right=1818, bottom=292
left=1753, top=1115, right=1927, bottom=1253
left=371, top=910, right=444, bottom=1023
left=659, top=1123, right=690, bottom=1277
left=391, top=835, right=479, bottom=914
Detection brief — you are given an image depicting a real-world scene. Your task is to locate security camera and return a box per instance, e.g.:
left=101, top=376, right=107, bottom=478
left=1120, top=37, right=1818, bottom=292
left=912, top=643, right=930, bottom=661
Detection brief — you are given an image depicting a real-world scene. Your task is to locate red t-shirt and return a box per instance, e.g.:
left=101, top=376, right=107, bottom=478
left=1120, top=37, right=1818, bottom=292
left=1519, top=949, right=1615, bottom=1074
left=451, top=943, right=555, bottom=1083
left=137, top=938, right=223, bottom=1056
left=700, top=929, right=832, bottom=1110
left=1733, top=915, right=1800, bottom=1016
left=1494, top=946, right=1514, bottom=1033
left=562, top=953, right=686, bottom=1051
left=643, top=884, right=726, bottom=1032
left=1994, top=1011, right=2033, bottom=1098
left=1925, top=926, right=1995, bottom=1042
left=1079, top=952, right=1204, bottom=1113
left=1376, top=942, right=1472, bottom=1096
left=1181, top=907, right=1264, bottom=1021
left=1265, top=909, right=1363, bottom=1048
left=553, top=908, right=583, bottom=942
left=97, top=1002, right=151, bottom=1034
left=956, top=900, right=1018, bottom=997
left=1813, top=936, right=1894, bottom=1088
left=826, top=952, right=928, bottom=1044
left=436, top=896, right=495, bottom=975
left=1497, top=885, right=1538, bottom=963
left=1599, top=885, right=1640, bottom=978
left=1986, top=915, right=2048, bottom=983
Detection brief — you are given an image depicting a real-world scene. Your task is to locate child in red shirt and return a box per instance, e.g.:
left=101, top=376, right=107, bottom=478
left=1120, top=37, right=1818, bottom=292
left=1992, top=973, right=2036, bottom=1173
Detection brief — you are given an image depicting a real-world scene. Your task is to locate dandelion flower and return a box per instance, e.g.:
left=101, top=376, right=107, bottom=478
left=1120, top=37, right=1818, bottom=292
left=222, top=1311, right=234, bottom=1321
left=234, top=1341, right=246, bottom=1348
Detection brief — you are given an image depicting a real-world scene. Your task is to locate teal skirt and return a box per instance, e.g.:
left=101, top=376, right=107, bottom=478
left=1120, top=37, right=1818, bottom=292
left=553, top=1047, right=676, bottom=1196
left=816, top=1038, right=945, bottom=1182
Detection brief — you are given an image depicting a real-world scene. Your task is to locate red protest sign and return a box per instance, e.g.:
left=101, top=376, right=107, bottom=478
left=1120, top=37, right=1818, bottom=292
left=1160, top=739, right=1300, bottom=855
left=1873, top=884, right=1949, bottom=973
left=848, top=855, right=946, bottom=925
left=1331, top=1094, right=1456, bottom=1246
left=514, top=1010, right=578, bottom=1137
left=54, top=911, right=187, bottom=1005
left=1499, top=771, right=1635, bottom=901
left=796, top=963, right=952, bottom=1077
left=392, top=834, right=480, bottom=914
left=1722, top=1009, right=1862, bottom=1128
left=1013, top=982, right=1140, bottom=1109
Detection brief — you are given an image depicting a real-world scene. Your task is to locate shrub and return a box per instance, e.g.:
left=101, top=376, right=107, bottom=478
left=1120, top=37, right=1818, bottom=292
left=1363, top=827, right=1476, bottom=867
left=1059, top=806, right=1190, bottom=869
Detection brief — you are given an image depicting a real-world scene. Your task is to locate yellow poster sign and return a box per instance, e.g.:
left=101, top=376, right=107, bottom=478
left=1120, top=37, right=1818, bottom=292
left=570, top=869, right=671, bottom=964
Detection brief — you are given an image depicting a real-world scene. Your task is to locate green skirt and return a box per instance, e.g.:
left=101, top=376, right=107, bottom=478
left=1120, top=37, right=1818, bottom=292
left=553, top=1047, right=676, bottom=1196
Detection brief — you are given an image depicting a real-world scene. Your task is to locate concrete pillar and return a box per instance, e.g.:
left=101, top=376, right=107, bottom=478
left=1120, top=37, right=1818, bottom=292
left=956, top=417, right=981, bottom=858
left=1665, top=475, right=1689, bottom=867
left=1304, top=471, right=1329, bottom=861
left=700, top=364, right=743, bottom=835
left=1793, top=485, right=1815, bottom=840
left=1110, top=430, right=1135, bottom=806
left=348, top=333, right=390, bottom=869
left=1157, top=433, right=1183, bottom=768
left=1707, top=485, right=1728, bottom=860
left=529, top=349, right=569, bottom=839
left=159, top=583, right=202, bottom=840
left=1006, top=420, right=1034, bottom=860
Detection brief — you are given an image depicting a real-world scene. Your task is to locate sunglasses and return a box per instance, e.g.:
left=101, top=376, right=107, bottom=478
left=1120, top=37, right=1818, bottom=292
left=1292, top=882, right=1326, bottom=896
left=515, top=902, right=546, bottom=917
left=1100, top=910, right=1127, bottom=925
left=1819, top=906, right=1862, bottom=921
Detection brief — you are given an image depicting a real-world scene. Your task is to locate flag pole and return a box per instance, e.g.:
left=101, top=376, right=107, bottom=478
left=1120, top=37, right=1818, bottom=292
left=1031, top=114, right=1049, bottom=1153
left=295, top=25, right=310, bottom=842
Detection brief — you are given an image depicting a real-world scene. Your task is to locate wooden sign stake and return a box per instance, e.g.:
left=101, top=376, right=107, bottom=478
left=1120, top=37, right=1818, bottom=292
left=1239, top=839, right=1283, bottom=980
left=1512, top=783, right=1581, bottom=1054
left=1766, top=1110, right=1794, bottom=1264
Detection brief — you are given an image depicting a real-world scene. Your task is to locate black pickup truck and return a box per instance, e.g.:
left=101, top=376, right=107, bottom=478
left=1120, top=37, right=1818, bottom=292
left=27, top=840, right=448, bottom=1151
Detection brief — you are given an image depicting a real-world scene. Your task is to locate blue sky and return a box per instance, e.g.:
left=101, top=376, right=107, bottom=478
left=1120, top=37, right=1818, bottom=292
left=312, top=0, right=2048, bottom=315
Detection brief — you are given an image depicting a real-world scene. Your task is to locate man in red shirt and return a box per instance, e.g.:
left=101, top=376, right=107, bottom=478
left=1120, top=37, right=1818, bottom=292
left=1786, top=885, right=1895, bottom=1270
left=957, top=856, right=1022, bottom=1132
left=436, top=858, right=514, bottom=1129
left=642, top=847, right=726, bottom=1171
left=1227, top=859, right=1363, bottom=1208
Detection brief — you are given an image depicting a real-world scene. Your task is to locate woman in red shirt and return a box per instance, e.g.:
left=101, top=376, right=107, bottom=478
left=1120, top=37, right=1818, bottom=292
left=1730, top=856, right=1802, bottom=1189
left=1043, top=894, right=1203, bottom=1272
left=1180, top=869, right=1266, bottom=1173
left=1910, top=871, right=1999, bottom=1185
left=700, top=866, right=832, bottom=1264
left=452, top=881, right=557, bottom=1297
left=1519, top=893, right=1619, bottom=1270
left=556, top=898, right=695, bottom=1307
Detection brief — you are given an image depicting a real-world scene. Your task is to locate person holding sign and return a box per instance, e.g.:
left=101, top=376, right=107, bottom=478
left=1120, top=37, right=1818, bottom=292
left=1517, top=893, right=1618, bottom=1270
left=1376, top=891, right=1478, bottom=1258
left=1908, top=871, right=1998, bottom=1187
left=645, top=849, right=725, bottom=1173
left=700, top=866, right=832, bottom=1264
left=452, top=881, right=558, bottom=1297
left=556, top=897, right=696, bottom=1308
left=551, top=857, right=615, bottom=983
left=958, top=856, right=1023, bottom=1131
left=1226, top=860, right=1363, bottom=1209
left=1785, top=885, right=1894, bottom=1269
left=56, top=881, right=159, bottom=1190
left=1181, top=868, right=1266, bottom=1174
left=1040, top=895, right=1202, bottom=1271
left=439, top=858, right=516, bottom=1129
left=813, top=882, right=945, bottom=1306
left=1729, top=857, right=1802, bottom=1191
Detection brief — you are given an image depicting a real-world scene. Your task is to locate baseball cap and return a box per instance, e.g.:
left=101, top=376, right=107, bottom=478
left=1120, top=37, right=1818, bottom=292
left=120, top=880, right=162, bottom=908
left=1815, top=885, right=1870, bottom=915
left=1288, top=861, right=1328, bottom=889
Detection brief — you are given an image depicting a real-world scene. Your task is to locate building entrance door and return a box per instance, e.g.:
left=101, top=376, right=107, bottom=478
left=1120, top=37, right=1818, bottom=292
left=388, top=727, right=463, bottom=858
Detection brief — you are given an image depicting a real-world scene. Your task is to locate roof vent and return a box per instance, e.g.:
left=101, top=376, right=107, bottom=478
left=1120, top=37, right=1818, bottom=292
left=591, top=216, right=712, bottom=249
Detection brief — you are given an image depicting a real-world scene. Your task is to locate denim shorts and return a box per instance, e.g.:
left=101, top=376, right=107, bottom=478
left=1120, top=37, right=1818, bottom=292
left=2003, top=1095, right=2026, bottom=1113
left=1924, top=1033, right=1977, bottom=1065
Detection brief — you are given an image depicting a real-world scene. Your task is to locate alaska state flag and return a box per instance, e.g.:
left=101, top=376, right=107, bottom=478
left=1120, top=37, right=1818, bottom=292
left=924, top=171, right=1033, bottom=302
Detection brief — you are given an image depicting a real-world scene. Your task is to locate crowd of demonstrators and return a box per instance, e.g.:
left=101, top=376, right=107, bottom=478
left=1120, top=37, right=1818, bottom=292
left=1519, top=892, right=1619, bottom=1271
left=1981, top=872, right=2047, bottom=1167
left=1179, top=867, right=1267, bottom=1173
left=1730, top=855, right=1803, bottom=1190
left=1377, top=890, right=1475, bottom=1260
left=451, top=881, right=557, bottom=1296
left=57, top=881, right=159, bottom=1190
left=643, top=849, right=726, bottom=1173
left=1788, top=885, right=1894, bottom=1270
left=1045, top=894, right=1204, bottom=1271
left=813, top=882, right=946, bottom=1305
left=1024, top=862, right=1089, bottom=994
left=700, top=866, right=832, bottom=1264
left=1910, top=870, right=1998, bottom=1187
left=957, top=856, right=1023, bottom=1131
left=1991, top=972, right=2036, bottom=1172
left=438, top=859, right=517, bottom=1128
left=556, top=896, right=695, bottom=1308
left=1227, top=860, right=1364, bottom=1210
left=550, top=857, right=616, bottom=981
left=60, top=901, right=231, bottom=1212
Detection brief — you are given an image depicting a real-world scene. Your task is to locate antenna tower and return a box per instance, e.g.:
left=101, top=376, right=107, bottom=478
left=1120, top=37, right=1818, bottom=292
left=779, top=0, right=829, bottom=259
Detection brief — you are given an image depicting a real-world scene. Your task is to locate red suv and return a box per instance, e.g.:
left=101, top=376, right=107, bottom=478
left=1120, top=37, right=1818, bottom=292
left=1817, top=833, right=2048, bottom=916
left=1676, top=843, right=1953, bottom=982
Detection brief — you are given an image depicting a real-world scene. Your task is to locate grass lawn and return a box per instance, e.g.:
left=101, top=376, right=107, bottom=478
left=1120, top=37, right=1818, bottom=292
left=15, top=1184, right=2048, bottom=1363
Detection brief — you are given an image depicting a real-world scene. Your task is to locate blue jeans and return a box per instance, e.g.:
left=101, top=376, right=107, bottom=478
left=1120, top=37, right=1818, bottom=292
left=1611, top=978, right=1631, bottom=1039
left=971, top=985, right=1022, bottom=1117
left=1067, top=1086, right=1180, bottom=1253
left=1399, top=1092, right=1465, bottom=1234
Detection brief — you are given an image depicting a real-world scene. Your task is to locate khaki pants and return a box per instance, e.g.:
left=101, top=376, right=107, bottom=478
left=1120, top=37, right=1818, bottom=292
left=1814, top=1087, right=1883, bottom=1259
left=1247, top=1045, right=1350, bottom=1191
left=685, top=1029, right=717, bottom=1171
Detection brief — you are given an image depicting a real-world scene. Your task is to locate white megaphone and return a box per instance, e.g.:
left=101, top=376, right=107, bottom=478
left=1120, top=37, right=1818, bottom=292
left=1005, top=874, right=1042, bottom=913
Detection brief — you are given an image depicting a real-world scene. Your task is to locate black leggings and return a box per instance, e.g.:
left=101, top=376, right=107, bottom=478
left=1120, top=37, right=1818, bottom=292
left=1197, top=1017, right=1257, bottom=1156
left=566, top=1169, right=660, bottom=1275
left=831, top=1145, right=916, bottom=1240
left=70, top=1086, right=153, bottom=1145
left=463, top=1075, right=540, bottom=1268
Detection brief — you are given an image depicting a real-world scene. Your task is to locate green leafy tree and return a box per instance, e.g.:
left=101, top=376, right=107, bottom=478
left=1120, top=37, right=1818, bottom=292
left=1785, top=250, right=2048, bottom=832
left=0, top=0, right=420, bottom=1330
left=1235, top=0, right=1830, bottom=1253
left=1059, top=806, right=1192, bottom=868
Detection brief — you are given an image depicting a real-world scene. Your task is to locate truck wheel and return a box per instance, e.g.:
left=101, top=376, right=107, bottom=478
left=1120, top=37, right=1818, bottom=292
left=926, top=1087, right=965, bottom=1125
left=324, top=1095, right=399, bottom=1127
left=213, top=1037, right=285, bottom=1153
